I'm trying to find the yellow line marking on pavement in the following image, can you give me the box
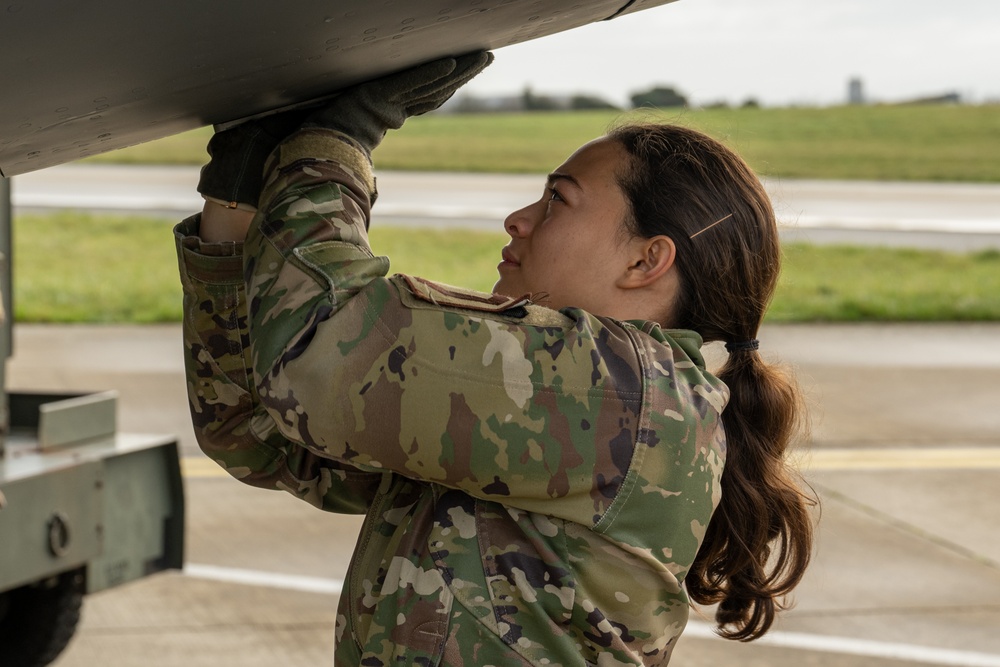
[794,447,1000,471]
[183,447,1000,478]
[181,457,229,478]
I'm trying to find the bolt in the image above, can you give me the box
[47,512,71,557]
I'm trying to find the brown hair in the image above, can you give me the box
[609,123,815,641]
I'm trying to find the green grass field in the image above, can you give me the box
[28,105,1000,323]
[12,213,1000,323]
[86,104,1000,182]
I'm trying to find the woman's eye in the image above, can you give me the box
[547,188,563,202]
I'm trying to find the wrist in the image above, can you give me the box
[201,195,258,213]
[199,198,255,242]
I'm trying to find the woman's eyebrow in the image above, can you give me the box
[547,172,582,190]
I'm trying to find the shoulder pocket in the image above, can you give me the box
[396,275,531,317]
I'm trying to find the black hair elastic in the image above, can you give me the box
[725,339,759,353]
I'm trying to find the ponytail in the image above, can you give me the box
[608,122,816,641]
[685,349,814,640]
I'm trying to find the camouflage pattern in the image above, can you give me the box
[175,128,730,666]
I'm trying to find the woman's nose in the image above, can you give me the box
[504,202,535,237]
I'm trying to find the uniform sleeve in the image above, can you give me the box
[245,128,694,527]
[175,214,382,514]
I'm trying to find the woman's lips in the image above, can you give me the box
[499,247,520,268]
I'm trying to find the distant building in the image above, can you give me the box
[848,77,865,105]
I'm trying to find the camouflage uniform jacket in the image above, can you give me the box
[175,129,729,667]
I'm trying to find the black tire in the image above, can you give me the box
[0,569,84,667]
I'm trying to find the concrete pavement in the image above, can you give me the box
[12,164,1000,250]
[7,158,1000,665]
[4,322,997,667]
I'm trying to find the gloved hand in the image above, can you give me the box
[197,107,315,209]
[304,51,493,155]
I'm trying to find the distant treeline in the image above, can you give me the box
[375,105,1000,182]
[86,104,1000,183]
[449,85,978,114]
[449,85,700,113]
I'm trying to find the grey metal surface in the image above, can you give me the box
[0,431,184,593]
[87,441,185,594]
[0,0,678,176]
[0,178,10,455]
[39,391,118,451]
[0,457,103,590]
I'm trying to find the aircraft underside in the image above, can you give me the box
[0,0,677,176]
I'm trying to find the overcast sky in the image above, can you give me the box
[461,0,1000,107]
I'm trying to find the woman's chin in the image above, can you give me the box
[492,276,518,298]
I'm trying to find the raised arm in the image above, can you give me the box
[176,216,384,513]
[175,93,388,513]
[175,54,494,514]
[242,54,727,529]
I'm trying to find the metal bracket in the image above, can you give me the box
[38,391,118,451]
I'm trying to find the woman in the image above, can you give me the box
[176,52,814,666]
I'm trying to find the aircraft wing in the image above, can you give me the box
[0,0,678,176]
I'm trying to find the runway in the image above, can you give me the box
[6,163,1000,665]
[10,163,1000,250]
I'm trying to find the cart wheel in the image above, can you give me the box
[0,569,84,667]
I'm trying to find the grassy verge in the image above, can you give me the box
[772,244,1000,321]
[14,212,182,323]
[12,213,1000,323]
[83,105,1000,182]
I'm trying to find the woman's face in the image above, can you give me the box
[493,137,636,313]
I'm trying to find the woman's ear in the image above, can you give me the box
[618,235,677,289]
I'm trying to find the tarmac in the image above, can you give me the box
[12,164,1000,251]
[7,167,1000,665]
[5,321,997,667]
